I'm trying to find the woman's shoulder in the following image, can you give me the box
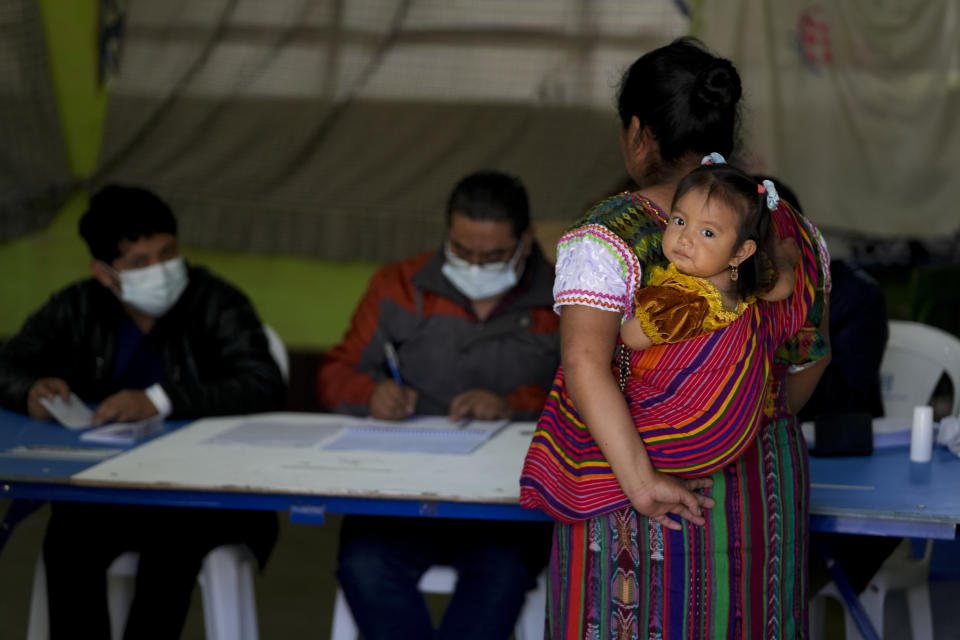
[569,192,667,234]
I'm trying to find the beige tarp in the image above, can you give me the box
[96,0,687,262]
[697,0,960,238]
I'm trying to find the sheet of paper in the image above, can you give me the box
[38,392,93,429]
[1,445,121,461]
[358,415,508,432]
[322,418,508,455]
[203,418,348,447]
[79,418,163,447]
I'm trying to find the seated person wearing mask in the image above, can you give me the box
[318,170,560,640]
[0,185,285,640]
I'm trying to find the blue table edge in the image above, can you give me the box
[2,479,955,539]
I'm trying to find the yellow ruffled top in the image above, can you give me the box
[633,262,750,345]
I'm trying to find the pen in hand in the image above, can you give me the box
[377,342,416,419]
[383,342,404,387]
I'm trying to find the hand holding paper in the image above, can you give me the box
[37,391,94,430]
[28,377,73,422]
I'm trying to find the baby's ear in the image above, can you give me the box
[731,238,757,266]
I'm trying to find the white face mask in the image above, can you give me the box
[108,256,189,317]
[441,239,526,300]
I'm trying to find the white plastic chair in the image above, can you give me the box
[26,325,289,639]
[262,324,289,383]
[811,320,960,639]
[878,320,960,420]
[27,544,259,640]
[329,565,547,640]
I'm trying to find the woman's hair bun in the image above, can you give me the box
[693,59,742,110]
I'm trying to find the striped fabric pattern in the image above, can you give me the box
[546,415,811,640]
[520,197,822,522]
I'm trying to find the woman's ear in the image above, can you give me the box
[730,239,757,266]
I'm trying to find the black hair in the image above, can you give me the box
[445,170,530,238]
[672,164,774,300]
[78,185,178,264]
[617,37,742,165]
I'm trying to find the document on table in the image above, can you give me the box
[322,417,509,455]
[204,417,349,447]
[79,418,164,446]
[0,445,121,461]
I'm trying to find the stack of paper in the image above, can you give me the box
[323,416,508,455]
[39,391,164,446]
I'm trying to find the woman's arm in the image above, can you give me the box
[786,302,832,414]
[561,305,714,529]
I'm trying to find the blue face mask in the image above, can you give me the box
[441,240,526,301]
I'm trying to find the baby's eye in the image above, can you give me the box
[672,216,684,226]
[701,229,715,238]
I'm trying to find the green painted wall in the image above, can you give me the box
[0,1,377,350]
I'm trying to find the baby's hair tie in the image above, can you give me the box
[701,152,726,166]
[761,179,779,210]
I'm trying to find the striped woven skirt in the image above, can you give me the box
[546,416,809,640]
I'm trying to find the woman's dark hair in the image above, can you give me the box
[79,184,178,264]
[617,37,742,164]
[672,164,774,300]
[445,170,530,238]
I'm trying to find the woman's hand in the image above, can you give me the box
[26,377,71,421]
[627,471,715,530]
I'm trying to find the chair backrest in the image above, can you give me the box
[880,320,960,419]
[263,324,289,383]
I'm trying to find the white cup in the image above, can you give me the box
[910,405,934,463]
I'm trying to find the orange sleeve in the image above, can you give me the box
[507,384,550,415]
[317,263,409,411]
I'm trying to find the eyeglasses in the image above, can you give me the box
[445,239,521,267]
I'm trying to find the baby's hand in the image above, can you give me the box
[773,236,800,270]
[620,318,653,351]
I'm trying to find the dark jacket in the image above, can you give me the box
[0,265,285,418]
[798,259,888,421]
[318,243,561,419]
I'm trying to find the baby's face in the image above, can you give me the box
[662,188,742,283]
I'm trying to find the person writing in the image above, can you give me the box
[519,38,829,639]
[318,170,559,640]
[0,185,284,640]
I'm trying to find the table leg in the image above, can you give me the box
[813,535,880,640]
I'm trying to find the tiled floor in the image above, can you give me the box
[2,499,959,639]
